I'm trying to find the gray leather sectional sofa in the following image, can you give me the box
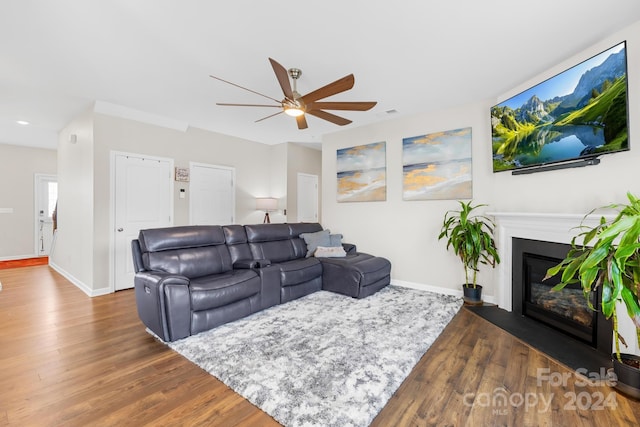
[131,222,391,342]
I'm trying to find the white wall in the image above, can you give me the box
[90,114,283,292]
[0,144,57,259]
[50,110,95,292]
[267,142,288,223]
[50,111,321,294]
[322,20,640,301]
[323,102,493,295]
[287,143,322,223]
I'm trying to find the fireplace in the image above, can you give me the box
[512,238,612,355]
[487,211,638,357]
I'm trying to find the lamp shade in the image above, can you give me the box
[256,197,278,211]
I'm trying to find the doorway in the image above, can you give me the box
[34,174,57,256]
[112,152,173,291]
[189,163,235,225]
[297,173,318,222]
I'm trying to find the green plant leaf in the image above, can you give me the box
[608,258,624,303]
[551,281,571,291]
[579,267,599,292]
[602,283,615,318]
[580,243,613,271]
[559,254,586,283]
[621,287,640,329]
[597,215,635,241]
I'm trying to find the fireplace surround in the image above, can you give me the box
[512,237,612,355]
[489,211,639,357]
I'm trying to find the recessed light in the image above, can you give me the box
[16,120,30,125]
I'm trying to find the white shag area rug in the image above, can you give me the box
[161,285,462,427]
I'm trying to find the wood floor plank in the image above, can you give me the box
[1,265,639,426]
[0,257,48,269]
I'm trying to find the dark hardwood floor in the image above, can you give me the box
[1,265,639,426]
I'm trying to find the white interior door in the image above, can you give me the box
[297,173,318,222]
[114,153,173,291]
[189,163,235,225]
[34,174,57,256]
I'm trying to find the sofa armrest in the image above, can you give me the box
[257,265,280,310]
[342,243,357,254]
[253,259,272,268]
[134,271,191,341]
[135,271,190,288]
[233,259,272,269]
[233,259,257,269]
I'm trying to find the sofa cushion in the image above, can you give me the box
[249,240,297,263]
[223,225,253,265]
[278,257,323,287]
[288,223,324,236]
[189,269,261,311]
[139,225,225,252]
[245,224,300,263]
[245,223,291,242]
[145,245,233,278]
[139,225,233,278]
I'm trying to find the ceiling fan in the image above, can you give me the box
[210,58,377,130]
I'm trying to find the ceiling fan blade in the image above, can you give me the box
[269,58,294,100]
[217,103,281,108]
[255,110,284,123]
[210,75,282,104]
[300,74,355,104]
[296,115,308,130]
[307,101,376,111]
[306,109,352,126]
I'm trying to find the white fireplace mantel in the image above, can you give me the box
[487,211,613,311]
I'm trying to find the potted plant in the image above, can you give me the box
[545,192,640,398]
[439,200,500,305]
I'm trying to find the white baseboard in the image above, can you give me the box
[48,261,111,298]
[391,279,497,305]
[0,254,39,261]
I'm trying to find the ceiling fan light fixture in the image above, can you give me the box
[284,106,305,117]
[283,98,305,117]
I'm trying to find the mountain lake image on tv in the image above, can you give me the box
[491,41,629,173]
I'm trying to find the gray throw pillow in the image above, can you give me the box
[300,230,331,257]
[329,234,343,247]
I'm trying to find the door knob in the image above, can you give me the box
[117,228,124,232]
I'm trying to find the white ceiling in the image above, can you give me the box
[2,1,640,150]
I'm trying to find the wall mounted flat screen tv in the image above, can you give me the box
[491,41,629,173]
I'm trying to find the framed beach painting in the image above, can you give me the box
[337,142,386,202]
[402,127,472,200]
